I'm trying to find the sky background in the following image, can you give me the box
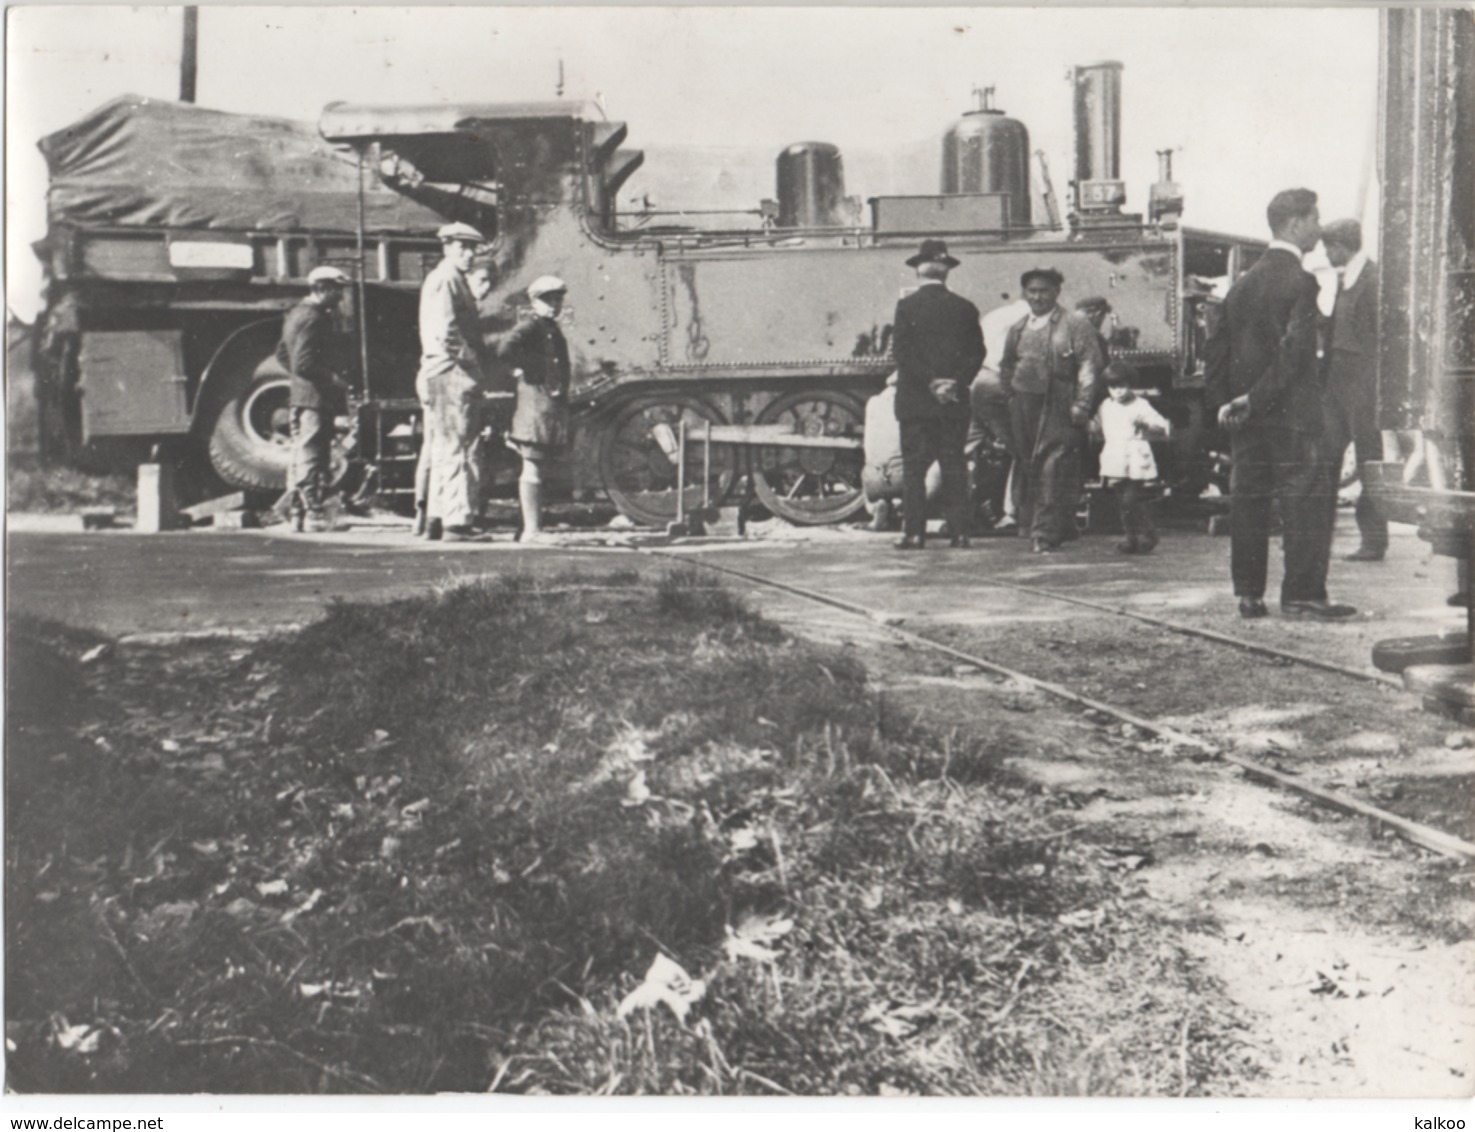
[6,6,1382,321]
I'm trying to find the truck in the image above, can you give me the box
[31,62,1269,526]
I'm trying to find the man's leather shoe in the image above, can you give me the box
[1032,537,1060,554]
[1238,598,1268,619]
[1344,546,1385,562]
[894,536,925,550]
[949,534,971,548]
[1281,599,1357,620]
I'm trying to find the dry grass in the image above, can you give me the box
[6,570,1260,1094]
[8,453,135,514]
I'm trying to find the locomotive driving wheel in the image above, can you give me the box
[596,393,737,527]
[751,389,867,525]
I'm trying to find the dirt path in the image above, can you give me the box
[681,566,1475,1096]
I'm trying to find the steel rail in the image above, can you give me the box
[647,551,1475,862]
[984,579,1403,688]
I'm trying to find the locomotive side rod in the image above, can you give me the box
[646,552,1475,863]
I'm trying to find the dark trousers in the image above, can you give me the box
[1009,390,1082,545]
[1323,359,1389,552]
[900,414,969,541]
[1114,479,1157,542]
[1230,425,1334,603]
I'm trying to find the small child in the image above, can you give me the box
[1094,362,1170,554]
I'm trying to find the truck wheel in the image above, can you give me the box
[203,349,345,492]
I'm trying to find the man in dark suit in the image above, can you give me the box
[892,239,985,549]
[1206,188,1355,620]
[1320,218,1387,561]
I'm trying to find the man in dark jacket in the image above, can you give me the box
[891,239,985,549]
[493,275,572,544]
[999,268,1104,552]
[1205,188,1354,620]
[1320,218,1387,561]
[276,265,351,531]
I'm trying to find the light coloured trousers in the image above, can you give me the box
[419,368,482,528]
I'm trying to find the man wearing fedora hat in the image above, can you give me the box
[277,265,352,532]
[414,222,492,541]
[999,267,1105,552]
[891,239,985,549]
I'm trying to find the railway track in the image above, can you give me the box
[645,548,1475,862]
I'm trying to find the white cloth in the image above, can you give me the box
[1096,395,1170,481]
[1341,250,1369,290]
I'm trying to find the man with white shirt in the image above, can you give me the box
[1205,188,1354,620]
[1320,218,1387,561]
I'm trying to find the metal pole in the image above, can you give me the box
[355,149,371,401]
[675,419,687,528]
[179,7,199,103]
[703,420,712,511]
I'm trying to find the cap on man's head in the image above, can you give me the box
[437,222,488,245]
[1075,295,1111,314]
[905,239,960,269]
[307,266,351,287]
[527,275,568,299]
[1320,218,1363,253]
[1021,267,1065,290]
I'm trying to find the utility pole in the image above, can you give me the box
[180,6,199,103]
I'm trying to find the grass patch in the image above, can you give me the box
[6,569,1258,1094]
[8,453,135,514]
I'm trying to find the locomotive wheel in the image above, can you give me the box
[203,336,347,493]
[596,393,737,526]
[751,389,867,525]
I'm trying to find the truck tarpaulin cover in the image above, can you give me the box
[39,95,446,233]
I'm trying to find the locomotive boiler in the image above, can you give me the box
[33,61,1267,526]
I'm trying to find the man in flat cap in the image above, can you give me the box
[890,239,985,549]
[1205,188,1353,619]
[277,265,352,532]
[999,267,1104,552]
[492,275,572,543]
[1320,218,1387,563]
[414,222,492,541]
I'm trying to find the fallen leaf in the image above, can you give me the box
[1057,907,1105,930]
[161,739,181,753]
[728,826,760,852]
[281,888,324,924]
[400,797,431,817]
[617,953,706,1022]
[191,840,220,856]
[80,644,113,665]
[621,770,652,807]
[256,879,289,898]
[53,1023,100,1054]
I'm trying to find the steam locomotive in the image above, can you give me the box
[35,60,1268,525]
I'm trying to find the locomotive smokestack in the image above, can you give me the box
[1070,61,1125,216]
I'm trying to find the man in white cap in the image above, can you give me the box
[276,265,352,532]
[414,222,491,540]
[492,275,571,542]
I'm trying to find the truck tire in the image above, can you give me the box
[201,337,349,493]
[205,355,295,491]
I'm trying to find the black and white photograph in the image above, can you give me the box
[5,2,1474,1108]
